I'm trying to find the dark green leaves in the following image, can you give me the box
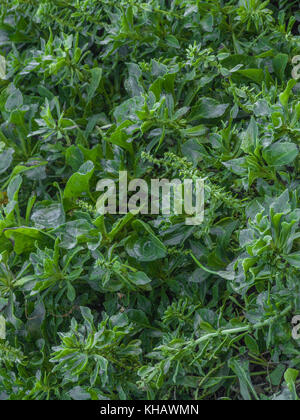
[0,0,299,403]
[51,307,141,389]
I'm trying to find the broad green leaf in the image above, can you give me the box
[113,96,144,125]
[127,309,151,327]
[180,125,207,137]
[165,35,180,49]
[31,202,65,229]
[182,138,205,166]
[245,335,259,355]
[66,281,76,302]
[105,121,134,155]
[235,69,264,83]
[273,54,288,81]
[241,117,258,153]
[190,98,229,120]
[5,87,23,111]
[87,68,102,103]
[7,174,22,201]
[0,149,14,174]
[269,364,286,387]
[4,227,51,254]
[64,161,94,199]
[279,79,297,108]
[65,146,84,171]
[263,142,298,167]
[284,369,299,400]
[126,234,167,262]
[108,212,136,241]
[127,271,152,287]
[285,253,300,268]
[223,158,247,176]
[270,189,291,215]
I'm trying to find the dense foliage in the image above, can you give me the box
[0,0,300,401]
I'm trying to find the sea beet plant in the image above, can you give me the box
[0,0,300,401]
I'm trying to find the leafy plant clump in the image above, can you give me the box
[0,0,300,401]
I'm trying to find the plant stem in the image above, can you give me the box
[191,305,293,348]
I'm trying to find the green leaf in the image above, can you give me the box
[223,158,247,176]
[0,149,14,175]
[5,87,23,111]
[108,212,136,241]
[270,189,291,215]
[0,0,299,403]
[114,96,144,125]
[241,117,258,153]
[125,222,167,262]
[200,13,214,32]
[279,79,297,108]
[263,142,298,167]
[127,271,152,287]
[165,35,180,49]
[31,202,65,229]
[4,227,51,254]
[235,69,264,83]
[64,161,94,200]
[65,146,84,171]
[126,234,167,262]
[285,253,300,268]
[105,122,134,155]
[190,98,229,120]
[245,335,259,355]
[284,369,299,400]
[273,54,288,81]
[269,364,286,387]
[180,125,207,137]
[66,282,76,302]
[182,138,205,166]
[7,174,22,201]
[127,309,150,327]
[229,359,259,401]
[87,68,102,104]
